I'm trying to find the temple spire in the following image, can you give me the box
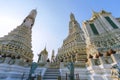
[0,9,37,62]
[22,9,37,29]
[69,12,82,35]
[70,13,76,21]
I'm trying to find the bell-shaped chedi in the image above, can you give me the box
[0,9,37,62]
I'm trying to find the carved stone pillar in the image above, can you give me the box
[14,58,20,65]
[4,56,11,64]
[24,60,30,67]
[14,57,24,66]
[75,53,78,62]
[88,59,95,66]
[71,55,73,62]
[111,54,120,63]
[4,55,11,64]
[9,55,15,65]
[99,57,104,64]
[0,57,5,63]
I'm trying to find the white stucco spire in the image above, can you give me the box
[28,9,37,20]
[22,9,37,29]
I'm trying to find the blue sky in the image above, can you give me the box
[0,0,120,61]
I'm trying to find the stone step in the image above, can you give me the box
[43,79,57,80]
[45,71,59,74]
[47,69,59,70]
[43,68,60,80]
[48,68,58,70]
[45,72,60,74]
[46,70,59,72]
[43,74,59,77]
[44,73,59,76]
[46,69,59,71]
[43,76,58,79]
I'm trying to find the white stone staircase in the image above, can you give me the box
[43,68,60,80]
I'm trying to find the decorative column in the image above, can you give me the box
[87,54,94,66]
[4,54,11,64]
[71,55,73,62]
[14,56,24,66]
[9,54,15,65]
[98,52,104,65]
[75,53,78,62]
[0,54,5,63]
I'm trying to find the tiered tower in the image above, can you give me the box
[82,10,120,57]
[0,9,37,64]
[56,13,87,67]
[81,10,120,80]
[37,47,48,64]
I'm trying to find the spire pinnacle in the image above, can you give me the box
[45,43,47,50]
[44,45,46,51]
[22,9,37,29]
[70,12,75,21]
[92,10,97,14]
[29,9,37,18]
[91,10,98,17]
[52,50,54,56]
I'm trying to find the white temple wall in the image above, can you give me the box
[0,63,46,80]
